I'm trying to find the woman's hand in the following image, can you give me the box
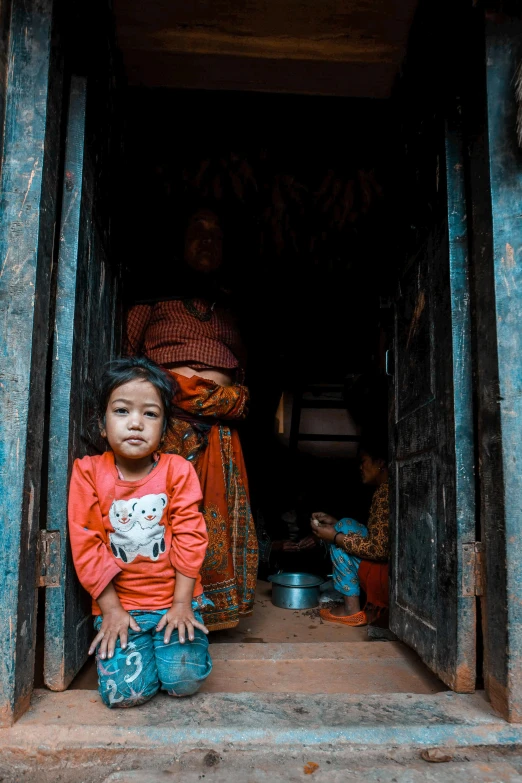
[272,536,318,552]
[310,512,339,544]
[271,539,294,552]
[311,512,338,527]
[156,600,209,644]
[89,607,141,659]
[311,523,338,543]
[296,535,317,550]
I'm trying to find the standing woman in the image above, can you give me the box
[125,206,258,631]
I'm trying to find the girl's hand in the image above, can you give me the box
[156,601,209,644]
[311,512,338,527]
[89,607,141,659]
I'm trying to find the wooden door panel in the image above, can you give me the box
[390,109,477,693]
[396,455,438,628]
[466,15,522,720]
[396,258,434,421]
[45,77,91,690]
[44,75,120,689]
[0,0,64,725]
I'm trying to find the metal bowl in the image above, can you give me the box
[268,572,325,610]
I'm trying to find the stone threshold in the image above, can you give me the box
[1,689,522,757]
[103,761,522,783]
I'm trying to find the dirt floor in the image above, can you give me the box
[211,579,369,644]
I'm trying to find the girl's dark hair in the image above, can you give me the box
[98,356,176,434]
[359,428,388,465]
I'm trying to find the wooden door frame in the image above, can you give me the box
[1,0,522,728]
[0,0,121,723]
[466,6,522,722]
[0,0,64,726]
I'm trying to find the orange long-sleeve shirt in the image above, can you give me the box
[68,452,208,615]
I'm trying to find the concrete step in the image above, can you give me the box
[102,761,522,783]
[3,689,522,781]
[2,689,522,759]
[202,641,444,694]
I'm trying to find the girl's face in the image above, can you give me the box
[102,379,164,462]
[360,451,385,486]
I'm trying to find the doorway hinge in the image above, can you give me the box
[462,542,484,597]
[37,530,61,587]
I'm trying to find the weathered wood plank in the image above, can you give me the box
[113,0,417,61]
[0,0,12,166]
[44,77,89,691]
[389,0,477,692]
[444,106,477,692]
[121,51,394,98]
[44,2,123,690]
[0,0,63,725]
[112,0,418,95]
[119,28,399,63]
[479,15,522,722]
[464,3,507,719]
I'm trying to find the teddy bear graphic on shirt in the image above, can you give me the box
[109,493,167,563]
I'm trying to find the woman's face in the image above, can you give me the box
[184,210,223,274]
[360,451,385,485]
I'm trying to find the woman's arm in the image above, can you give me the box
[310,485,389,561]
[341,484,389,561]
[168,459,208,590]
[173,373,249,420]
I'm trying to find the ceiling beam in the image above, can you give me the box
[116,27,399,64]
[122,51,393,97]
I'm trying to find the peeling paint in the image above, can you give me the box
[17,158,38,218]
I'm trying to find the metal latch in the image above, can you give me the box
[38,531,61,587]
[462,542,484,597]
[385,347,394,377]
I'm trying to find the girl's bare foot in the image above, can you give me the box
[329,596,361,617]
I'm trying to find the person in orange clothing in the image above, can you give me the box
[125,206,258,631]
[310,434,389,627]
[68,356,212,708]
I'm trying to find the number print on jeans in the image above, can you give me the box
[106,679,124,705]
[124,643,143,684]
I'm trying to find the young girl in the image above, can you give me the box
[68,356,212,708]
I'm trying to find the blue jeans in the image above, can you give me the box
[94,605,212,708]
[329,518,369,597]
